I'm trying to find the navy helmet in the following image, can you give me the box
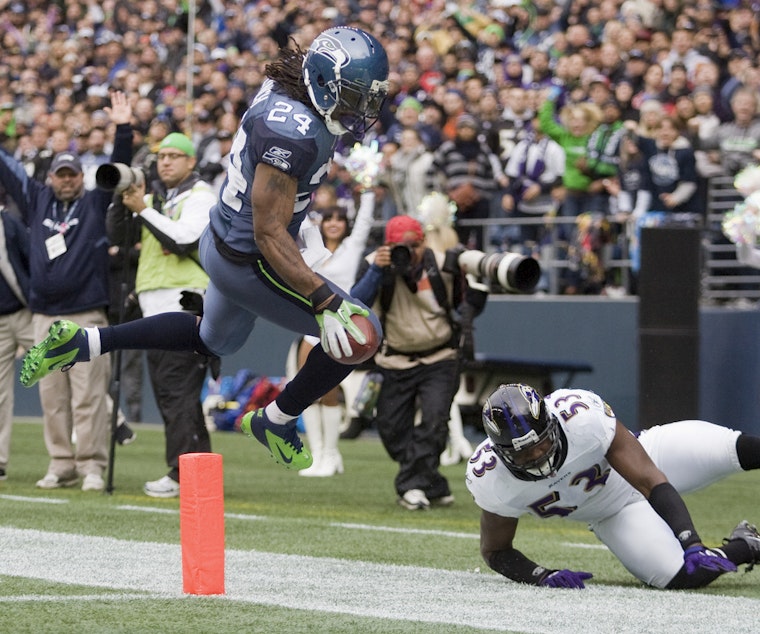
[303,27,389,139]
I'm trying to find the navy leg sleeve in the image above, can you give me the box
[99,312,212,356]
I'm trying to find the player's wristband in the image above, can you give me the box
[309,283,341,314]
[648,482,701,549]
[486,548,550,586]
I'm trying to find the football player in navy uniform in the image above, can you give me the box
[466,383,760,589]
[20,27,389,471]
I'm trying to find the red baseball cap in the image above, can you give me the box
[385,215,424,244]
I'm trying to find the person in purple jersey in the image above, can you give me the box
[20,27,390,472]
[467,383,760,589]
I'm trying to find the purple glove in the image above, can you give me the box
[539,569,593,589]
[683,546,737,574]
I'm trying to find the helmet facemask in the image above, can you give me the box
[491,416,563,480]
[331,78,388,139]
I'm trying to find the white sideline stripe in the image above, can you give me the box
[332,522,479,540]
[0,494,68,504]
[117,505,265,521]
[1,527,759,634]
[561,541,609,550]
[0,593,153,603]
[117,505,177,515]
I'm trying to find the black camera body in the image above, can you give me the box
[443,246,540,293]
[389,244,413,275]
[95,163,146,194]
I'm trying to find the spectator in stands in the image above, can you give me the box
[499,115,565,251]
[719,49,752,117]
[80,127,112,191]
[539,88,605,222]
[577,98,626,206]
[199,129,234,196]
[632,63,665,110]
[658,62,692,114]
[613,79,639,124]
[440,88,468,142]
[388,127,437,217]
[586,75,614,110]
[660,26,711,84]
[690,87,723,179]
[428,114,505,250]
[497,85,534,162]
[701,87,760,177]
[637,99,666,140]
[635,115,699,217]
[385,97,441,151]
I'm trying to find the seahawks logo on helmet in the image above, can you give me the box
[311,34,350,72]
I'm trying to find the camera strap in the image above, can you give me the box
[380,249,450,314]
[422,248,452,317]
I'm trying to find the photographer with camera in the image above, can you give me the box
[351,215,490,510]
[107,132,217,498]
[0,92,134,492]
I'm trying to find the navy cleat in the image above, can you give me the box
[240,408,313,470]
[20,320,90,387]
[724,520,760,572]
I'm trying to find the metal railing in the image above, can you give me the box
[702,176,760,303]
[373,179,760,301]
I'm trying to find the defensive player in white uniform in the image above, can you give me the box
[466,384,760,589]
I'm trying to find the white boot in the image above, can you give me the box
[310,404,344,477]
[298,405,324,477]
[440,402,473,466]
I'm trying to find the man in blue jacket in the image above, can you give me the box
[0,208,33,481]
[0,92,134,491]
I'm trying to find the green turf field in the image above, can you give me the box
[1,418,758,633]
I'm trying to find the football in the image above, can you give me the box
[330,314,380,365]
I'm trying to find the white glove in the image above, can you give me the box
[297,218,332,269]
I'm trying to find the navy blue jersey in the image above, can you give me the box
[0,124,132,315]
[210,79,338,256]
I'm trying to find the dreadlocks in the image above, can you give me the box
[265,40,312,109]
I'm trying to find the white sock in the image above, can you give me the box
[84,327,101,358]
[264,401,295,425]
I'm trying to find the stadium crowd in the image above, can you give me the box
[2,0,760,293]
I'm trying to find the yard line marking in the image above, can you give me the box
[332,522,479,539]
[117,505,177,514]
[561,542,609,550]
[0,593,154,603]
[0,494,68,504]
[2,526,760,633]
[224,512,265,521]
[117,505,265,521]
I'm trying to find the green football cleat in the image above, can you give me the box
[20,320,89,387]
[240,408,313,470]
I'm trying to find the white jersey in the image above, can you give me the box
[466,388,744,588]
[466,389,640,523]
